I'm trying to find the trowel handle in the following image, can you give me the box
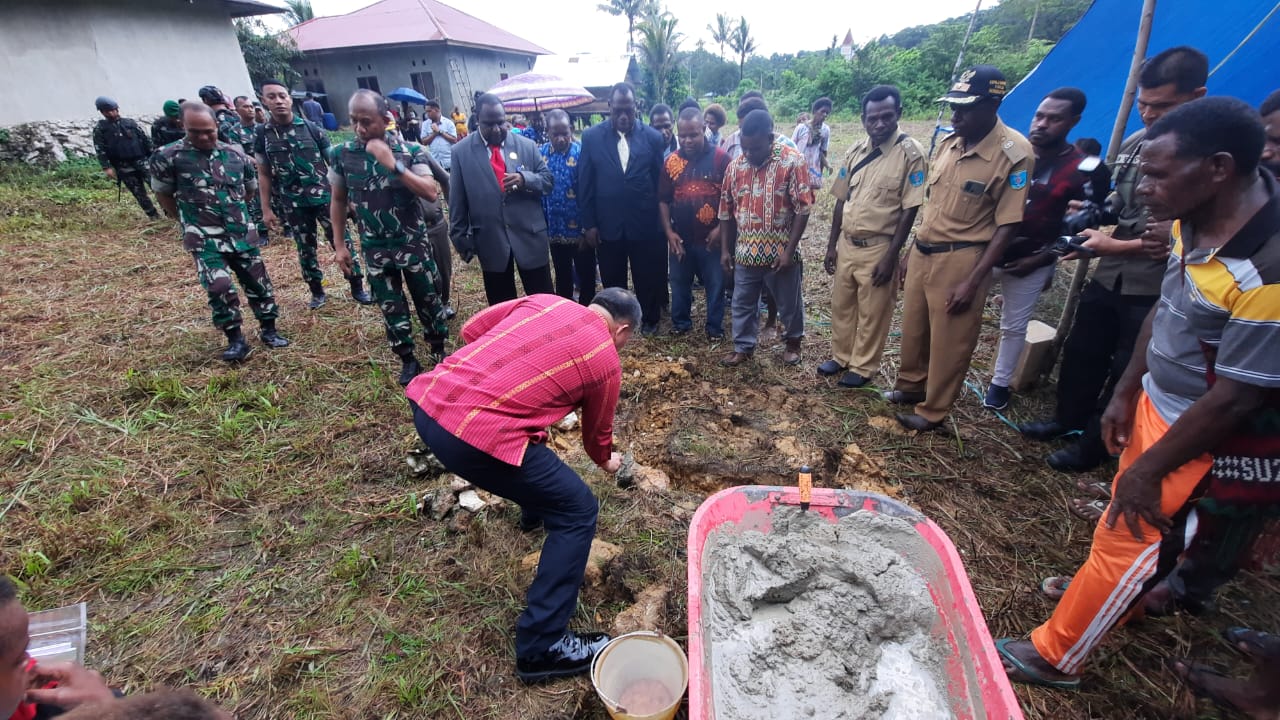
[798,465,813,508]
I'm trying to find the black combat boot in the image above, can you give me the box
[307,280,327,310]
[221,328,252,363]
[259,320,290,348]
[398,354,422,387]
[349,277,373,305]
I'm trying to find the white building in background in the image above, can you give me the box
[0,0,281,127]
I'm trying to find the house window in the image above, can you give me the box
[357,75,381,93]
[499,73,509,81]
[410,71,436,100]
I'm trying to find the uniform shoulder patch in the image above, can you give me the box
[909,170,925,187]
[901,137,924,161]
[1009,170,1028,190]
[1000,135,1030,164]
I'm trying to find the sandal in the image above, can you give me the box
[1224,627,1280,661]
[996,638,1081,690]
[1068,497,1107,523]
[1039,576,1072,601]
[1076,479,1112,499]
[1167,658,1253,716]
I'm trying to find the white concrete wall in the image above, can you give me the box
[0,0,256,126]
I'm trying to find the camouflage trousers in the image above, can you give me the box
[285,204,362,283]
[115,161,157,218]
[247,192,268,238]
[363,234,448,357]
[193,245,280,330]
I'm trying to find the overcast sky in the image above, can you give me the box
[285,0,989,57]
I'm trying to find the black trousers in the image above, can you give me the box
[550,242,597,305]
[482,252,553,306]
[1055,279,1159,452]
[597,235,666,328]
[413,404,598,658]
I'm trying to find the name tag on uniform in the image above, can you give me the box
[962,180,986,195]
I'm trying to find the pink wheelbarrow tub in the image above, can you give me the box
[686,485,1023,720]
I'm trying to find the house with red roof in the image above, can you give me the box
[286,0,550,124]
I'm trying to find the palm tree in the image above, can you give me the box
[597,0,654,53]
[637,8,683,105]
[283,0,314,25]
[707,13,732,61]
[729,17,757,85]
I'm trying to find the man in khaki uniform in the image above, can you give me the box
[821,85,926,388]
[887,65,1033,431]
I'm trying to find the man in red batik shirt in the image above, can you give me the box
[405,288,638,684]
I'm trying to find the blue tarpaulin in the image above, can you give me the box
[1002,0,1280,154]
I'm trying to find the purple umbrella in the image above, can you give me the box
[488,72,594,112]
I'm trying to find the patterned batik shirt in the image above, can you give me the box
[540,139,582,244]
[328,133,434,245]
[659,144,731,246]
[254,116,332,208]
[718,137,814,266]
[149,139,258,253]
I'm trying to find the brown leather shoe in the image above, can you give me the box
[720,350,753,367]
[781,338,802,365]
[895,413,944,432]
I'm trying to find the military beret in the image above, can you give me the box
[163,100,181,119]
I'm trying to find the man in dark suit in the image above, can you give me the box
[578,82,668,334]
[450,93,555,305]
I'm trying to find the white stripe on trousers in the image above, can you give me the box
[1058,541,1161,674]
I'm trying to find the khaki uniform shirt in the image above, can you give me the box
[1091,129,1166,296]
[918,119,1032,244]
[829,133,927,239]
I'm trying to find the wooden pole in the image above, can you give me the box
[1045,0,1156,372]
[929,0,984,158]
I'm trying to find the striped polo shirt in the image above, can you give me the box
[1144,171,1280,424]
[405,294,620,467]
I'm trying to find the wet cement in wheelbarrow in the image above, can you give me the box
[703,507,954,719]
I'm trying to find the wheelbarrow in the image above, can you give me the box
[686,485,1023,720]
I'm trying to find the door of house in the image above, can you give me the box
[410,72,436,101]
[357,76,381,94]
[304,79,329,112]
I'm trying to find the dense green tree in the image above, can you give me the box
[235,20,301,91]
[637,8,684,106]
[282,0,314,26]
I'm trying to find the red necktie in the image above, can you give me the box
[489,144,505,189]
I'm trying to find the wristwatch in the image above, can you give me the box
[393,159,407,175]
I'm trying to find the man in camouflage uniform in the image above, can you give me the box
[255,79,371,308]
[230,95,269,245]
[151,100,186,148]
[330,89,448,386]
[199,85,238,143]
[92,96,158,219]
[150,103,290,362]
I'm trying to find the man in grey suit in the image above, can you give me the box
[450,93,555,305]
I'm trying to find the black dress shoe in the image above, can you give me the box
[895,413,943,432]
[1020,419,1075,441]
[1047,443,1106,473]
[838,371,869,388]
[882,390,926,405]
[516,631,612,684]
[816,359,844,377]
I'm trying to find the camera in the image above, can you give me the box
[1048,234,1097,257]
[1062,199,1102,236]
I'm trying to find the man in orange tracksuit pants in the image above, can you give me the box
[996,97,1280,689]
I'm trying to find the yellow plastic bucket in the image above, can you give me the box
[590,631,688,720]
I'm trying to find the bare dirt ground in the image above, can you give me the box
[1,122,1276,719]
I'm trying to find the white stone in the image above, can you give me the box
[554,411,579,431]
[457,490,486,513]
